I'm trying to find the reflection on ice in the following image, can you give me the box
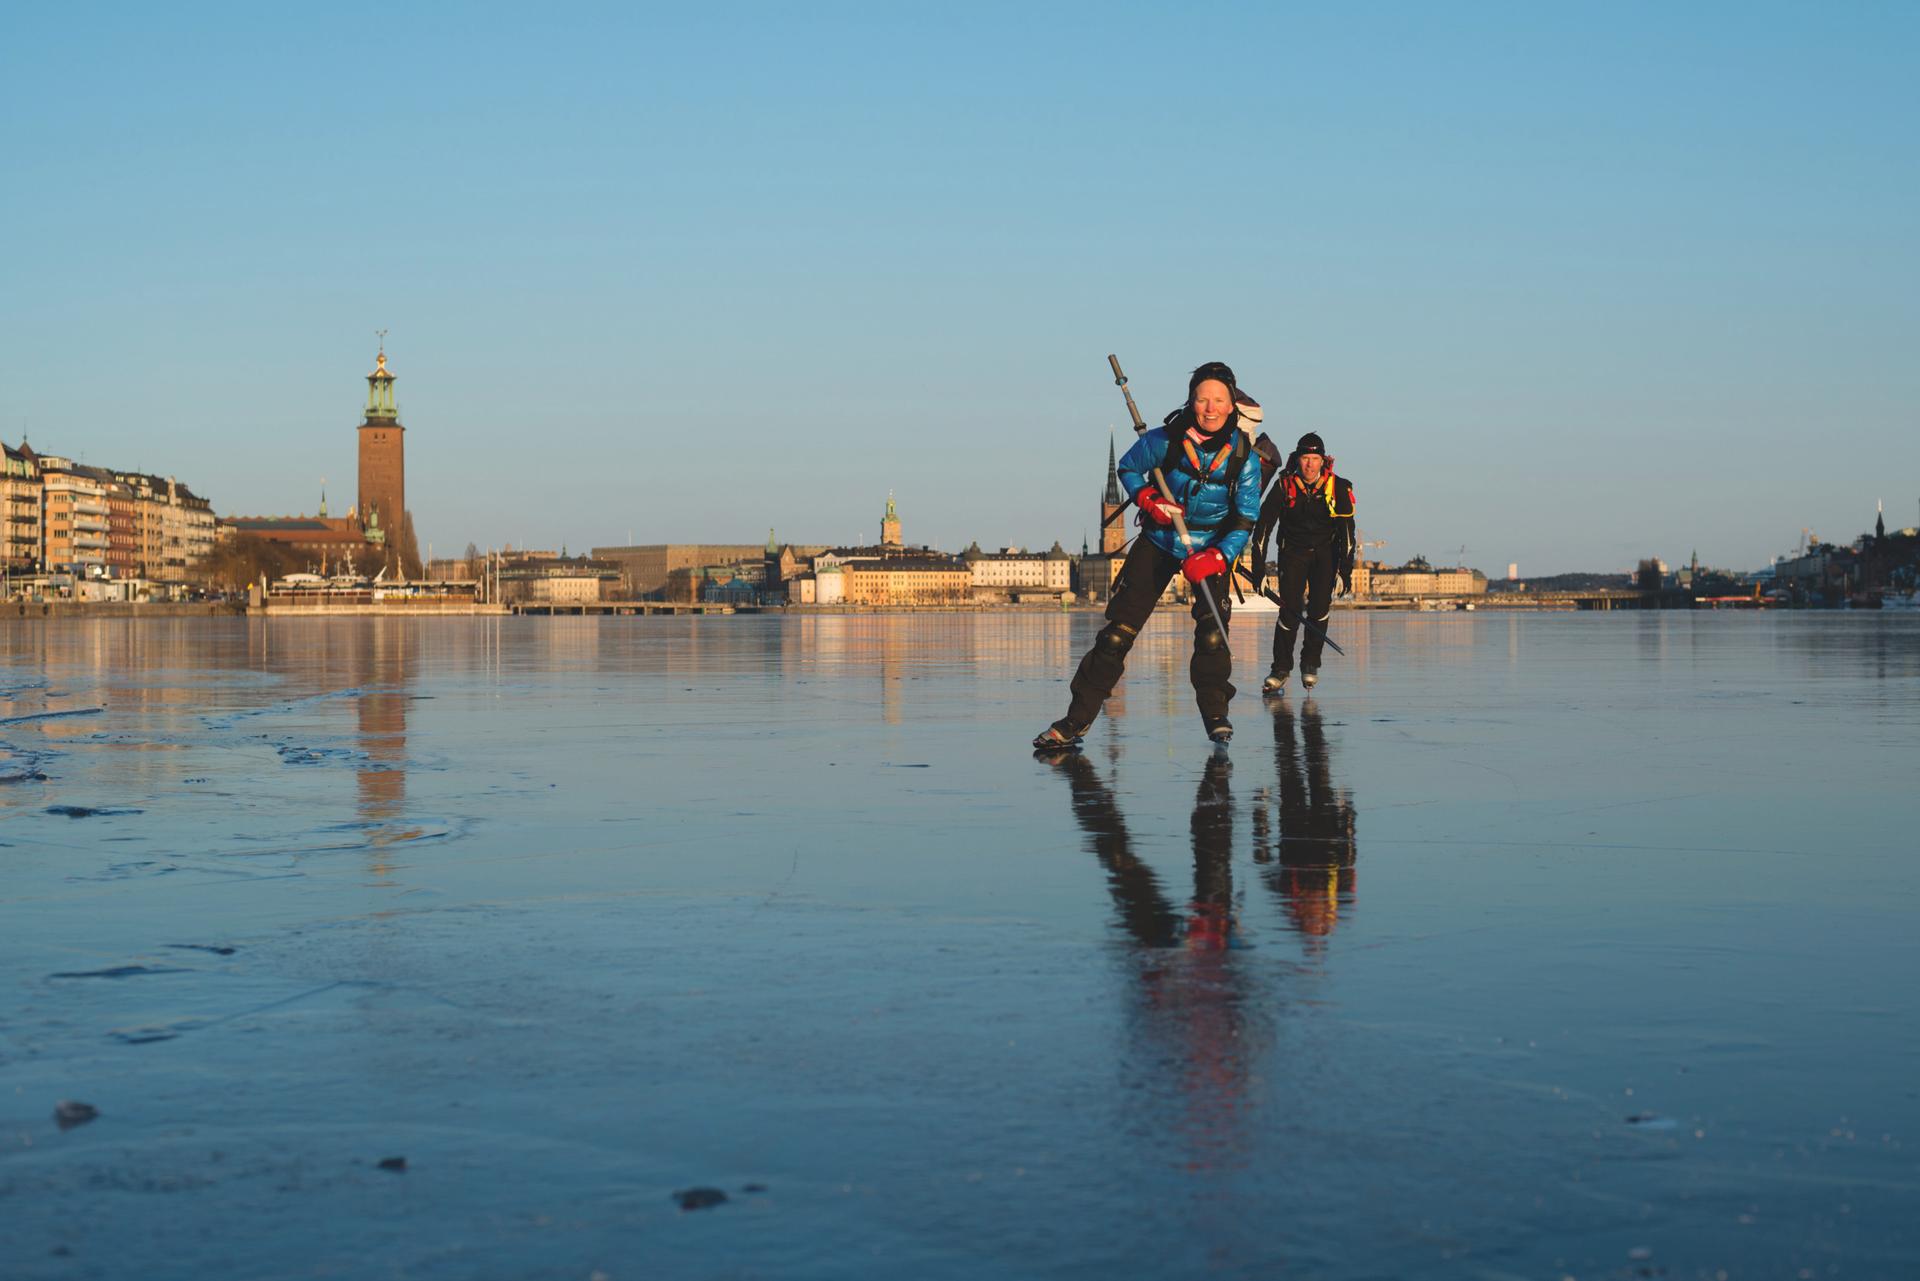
[1046,748,1264,1172]
[0,612,1916,1279]
[1256,699,1358,945]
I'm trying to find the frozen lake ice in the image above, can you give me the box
[2,611,1917,1279]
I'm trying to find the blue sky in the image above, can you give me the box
[3,2,1914,574]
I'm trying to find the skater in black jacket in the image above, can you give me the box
[1251,433,1355,693]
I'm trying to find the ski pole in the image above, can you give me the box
[1108,354,1229,640]
[1231,569,1347,657]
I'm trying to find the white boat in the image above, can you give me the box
[1230,589,1277,614]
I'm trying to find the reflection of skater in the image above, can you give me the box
[1046,749,1258,1167]
[1255,699,1357,943]
[1252,433,1355,693]
[1035,362,1262,749]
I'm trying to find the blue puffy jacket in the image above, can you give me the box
[1119,427,1263,564]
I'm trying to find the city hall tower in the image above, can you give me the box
[357,345,405,571]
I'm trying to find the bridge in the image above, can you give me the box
[510,601,765,616]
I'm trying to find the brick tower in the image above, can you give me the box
[357,345,406,574]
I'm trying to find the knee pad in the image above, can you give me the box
[1095,622,1138,656]
[1195,624,1227,652]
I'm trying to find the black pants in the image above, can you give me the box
[1064,537,1234,728]
[1270,544,1334,675]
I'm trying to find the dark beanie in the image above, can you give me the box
[1295,432,1326,456]
[1188,361,1238,402]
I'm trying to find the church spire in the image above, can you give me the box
[1102,432,1123,505]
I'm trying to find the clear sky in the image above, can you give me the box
[3,2,1914,575]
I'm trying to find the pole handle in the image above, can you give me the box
[1107,353,1149,432]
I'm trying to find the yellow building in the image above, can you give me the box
[1365,560,1487,598]
[118,472,215,582]
[500,556,623,605]
[841,556,972,606]
[37,456,110,576]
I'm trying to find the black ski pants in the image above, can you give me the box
[1065,536,1234,729]
[1270,544,1334,675]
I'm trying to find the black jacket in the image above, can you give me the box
[1252,464,1356,585]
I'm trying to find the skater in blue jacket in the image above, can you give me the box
[1035,362,1263,748]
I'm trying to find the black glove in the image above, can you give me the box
[1337,562,1354,597]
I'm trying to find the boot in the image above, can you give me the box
[1032,718,1087,751]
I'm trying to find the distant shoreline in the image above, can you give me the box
[0,596,1803,621]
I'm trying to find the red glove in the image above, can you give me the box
[1135,486,1184,526]
[1182,548,1226,583]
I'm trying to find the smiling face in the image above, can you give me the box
[1191,379,1234,433]
[1298,451,1325,483]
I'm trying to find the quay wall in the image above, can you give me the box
[3,601,243,620]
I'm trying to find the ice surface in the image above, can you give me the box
[2,612,1917,1278]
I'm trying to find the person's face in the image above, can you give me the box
[1298,452,1325,482]
[1191,380,1234,432]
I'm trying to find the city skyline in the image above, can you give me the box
[3,5,1915,576]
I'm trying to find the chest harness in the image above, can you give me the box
[1282,471,1353,519]
[1161,429,1255,534]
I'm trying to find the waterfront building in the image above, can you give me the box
[785,563,848,605]
[1366,559,1487,598]
[664,559,769,603]
[760,531,834,598]
[101,469,213,582]
[839,553,972,606]
[498,554,623,605]
[104,475,139,579]
[36,456,110,577]
[6,447,211,585]
[592,544,768,597]
[219,511,385,574]
[963,541,1073,601]
[810,499,972,605]
[2,443,41,575]
[1349,561,1374,598]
